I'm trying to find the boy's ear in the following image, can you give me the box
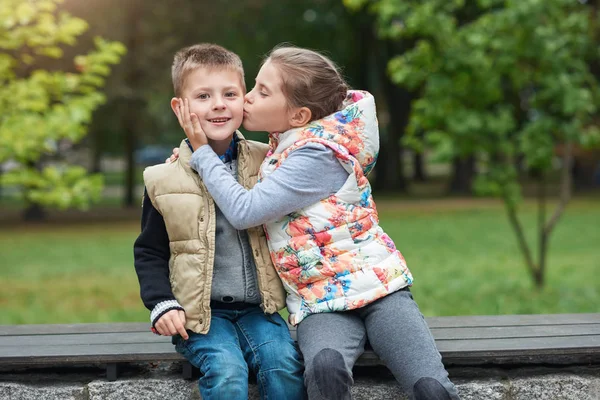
[170,97,180,116]
[289,107,312,128]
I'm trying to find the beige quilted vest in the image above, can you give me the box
[144,133,286,334]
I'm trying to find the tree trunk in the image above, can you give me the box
[123,110,137,207]
[90,124,102,174]
[571,156,599,191]
[413,151,426,182]
[122,0,144,207]
[374,40,410,192]
[22,161,46,221]
[536,173,547,288]
[22,203,47,221]
[448,156,476,194]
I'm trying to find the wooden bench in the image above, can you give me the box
[1,313,599,381]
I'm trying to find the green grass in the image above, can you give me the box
[0,199,598,325]
[0,222,147,325]
[377,198,600,316]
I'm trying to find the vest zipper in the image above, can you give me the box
[238,141,266,308]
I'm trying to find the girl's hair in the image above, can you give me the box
[265,45,349,122]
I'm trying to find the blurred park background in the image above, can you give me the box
[1,0,599,325]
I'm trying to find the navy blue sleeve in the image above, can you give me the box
[133,189,180,317]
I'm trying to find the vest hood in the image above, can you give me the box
[269,90,379,176]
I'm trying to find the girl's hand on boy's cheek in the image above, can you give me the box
[175,97,208,151]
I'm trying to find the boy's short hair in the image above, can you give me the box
[172,43,245,96]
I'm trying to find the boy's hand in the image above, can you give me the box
[175,97,208,151]
[154,309,189,340]
[165,147,179,163]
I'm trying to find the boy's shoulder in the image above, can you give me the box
[143,162,175,184]
[143,140,195,193]
[238,135,269,157]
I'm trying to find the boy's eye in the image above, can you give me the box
[225,92,237,98]
[198,93,209,100]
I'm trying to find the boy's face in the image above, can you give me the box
[243,60,292,134]
[174,67,244,143]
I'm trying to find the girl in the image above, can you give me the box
[174,45,460,400]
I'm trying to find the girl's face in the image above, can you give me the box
[243,60,293,133]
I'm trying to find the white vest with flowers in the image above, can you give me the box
[259,90,413,326]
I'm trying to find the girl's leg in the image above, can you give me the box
[173,310,248,400]
[297,311,366,400]
[236,308,306,400]
[360,288,460,400]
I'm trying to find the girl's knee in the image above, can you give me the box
[305,348,352,399]
[412,377,458,400]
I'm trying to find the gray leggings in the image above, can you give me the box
[297,288,460,400]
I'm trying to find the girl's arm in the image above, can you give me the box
[190,143,348,230]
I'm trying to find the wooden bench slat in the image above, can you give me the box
[0,343,183,363]
[3,335,597,357]
[425,313,600,328]
[0,332,165,346]
[430,324,600,340]
[2,335,599,367]
[1,314,599,370]
[0,323,149,336]
[2,314,598,336]
[2,324,598,347]
[435,335,600,352]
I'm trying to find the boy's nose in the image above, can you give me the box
[212,97,226,110]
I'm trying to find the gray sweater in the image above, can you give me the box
[211,159,260,304]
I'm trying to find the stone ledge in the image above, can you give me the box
[1,364,599,399]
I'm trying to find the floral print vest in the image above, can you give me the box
[259,91,413,325]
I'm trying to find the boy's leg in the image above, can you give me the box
[296,311,367,400]
[360,288,460,400]
[235,308,306,400]
[173,310,249,400]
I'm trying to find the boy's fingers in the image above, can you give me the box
[155,321,167,336]
[164,319,178,336]
[178,310,186,325]
[174,317,188,340]
[178,311,188,339]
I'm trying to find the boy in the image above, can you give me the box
[133,44,305,400]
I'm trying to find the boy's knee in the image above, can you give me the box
[306,348,352,400]
[413,377,453,400]
[255,338,302,370]
[202,352,248,378]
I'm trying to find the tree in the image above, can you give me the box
[0,0,125,216]
[346,0,600,287]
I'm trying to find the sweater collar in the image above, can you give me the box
[185,135,238,163]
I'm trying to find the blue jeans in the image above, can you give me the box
[174,306,305,400]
